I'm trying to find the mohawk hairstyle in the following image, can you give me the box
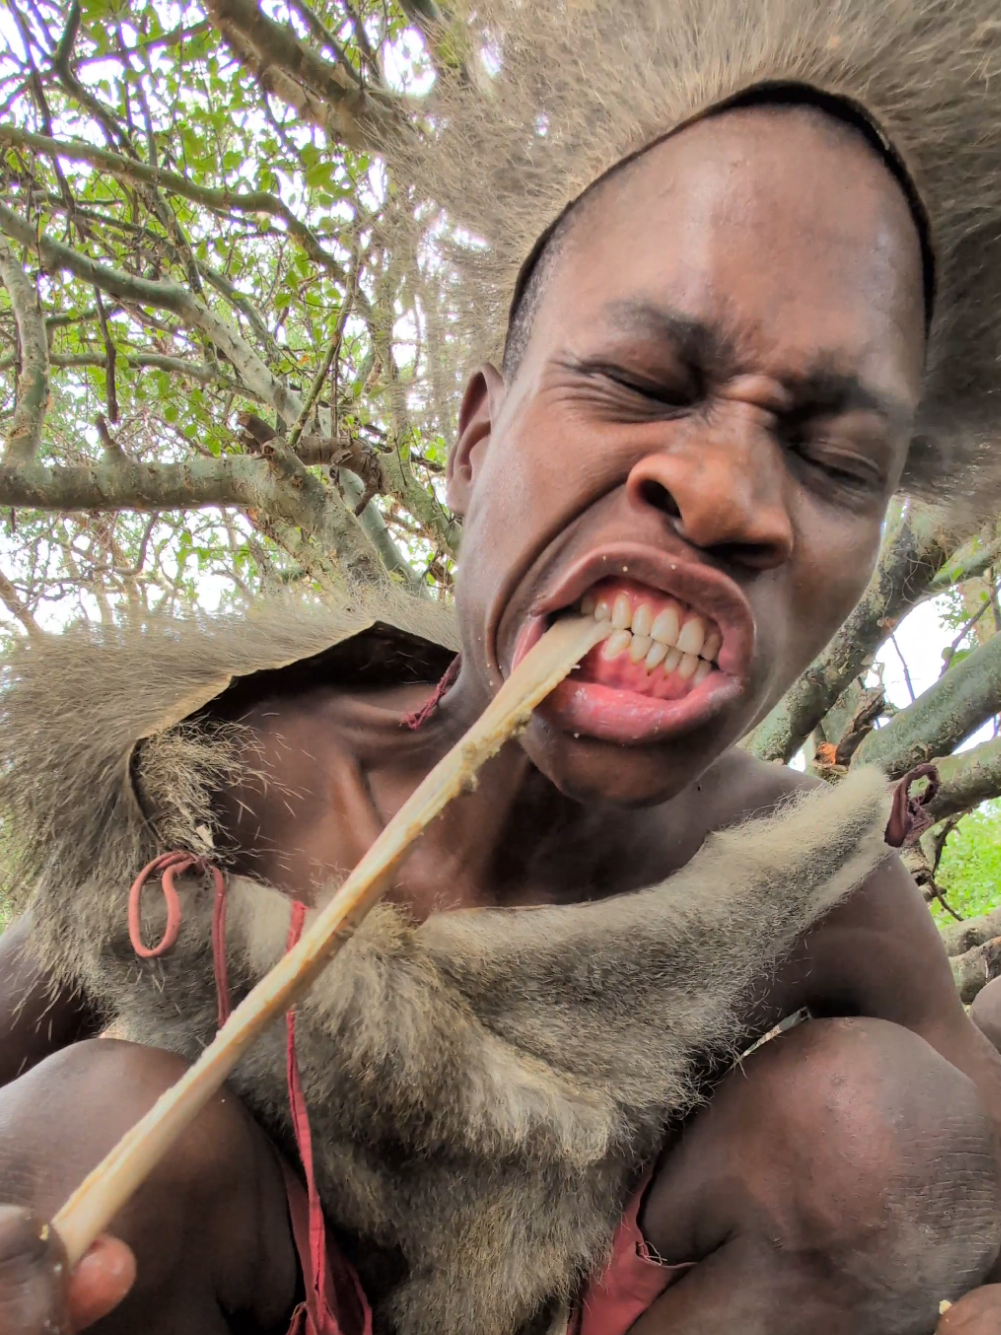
[389,0,1001,512]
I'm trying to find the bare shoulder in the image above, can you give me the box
[700,752,962,1036]
[698,746,819,832]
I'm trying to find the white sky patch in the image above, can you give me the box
[873,597,997,751]
[382,30,435,96]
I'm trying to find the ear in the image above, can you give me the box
[447,364,505,516]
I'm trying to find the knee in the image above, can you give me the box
[731,1018,1001,1291]
[0,1039,257,1219]
[971,978,1001,1054]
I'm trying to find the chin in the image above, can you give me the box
[518,715,734,808]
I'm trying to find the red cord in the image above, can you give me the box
[211,869,231,1028]
[129,851,199,958]
[129,851,230,1029]
[400,654,461,730]
[286,901,336,1334]
[128,860,365,1332]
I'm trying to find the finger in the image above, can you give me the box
[0,1205,70,1333]
[936,1284,1001,1332]
[67,1235,136,1332]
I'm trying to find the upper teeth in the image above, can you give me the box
[579,590,720,678]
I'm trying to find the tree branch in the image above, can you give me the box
[948,935,1001,1006]
[0,201,298,419]
[0,352,267,403]
[0,454,385,586]
[203,0,404,149]
[0,236,49,465]
[744,503,953,762]
[0,125,350,285]
[0,564,42,638]
[940,907,1001,960]
[852,631,1001,777]
[923,736,1001,822]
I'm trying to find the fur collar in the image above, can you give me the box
[106,767,891,1335]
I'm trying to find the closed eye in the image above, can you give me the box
[779,420,889,500]
[559,357,700,414]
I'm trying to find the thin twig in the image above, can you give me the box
[941,584,1000,676]
[287,256,361,449]
[0,235,49,465]
[889,632,916,704]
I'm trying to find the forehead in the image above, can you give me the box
[527,107,925,394]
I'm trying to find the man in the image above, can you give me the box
[2,16,1001,1335]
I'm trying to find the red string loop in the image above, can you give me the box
[128,851,197,959]
[128,851,230,1030]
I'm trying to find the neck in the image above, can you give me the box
[220,659,737,916]
[355,671,718,917]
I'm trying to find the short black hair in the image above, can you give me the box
[501,82,936,380]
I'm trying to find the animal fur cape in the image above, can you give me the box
[0,589,894,1335]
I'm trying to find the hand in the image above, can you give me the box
[0,1205,135,1333]
[938,1287,1001,1333]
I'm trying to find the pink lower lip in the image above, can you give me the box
[540,671,741,744]
[511,618,743,745]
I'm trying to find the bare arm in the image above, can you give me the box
[0,913,102,1085]
[775,854,1001,1118]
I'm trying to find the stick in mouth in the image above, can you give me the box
[51,614,611,1268]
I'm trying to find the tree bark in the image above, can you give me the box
[853,633,1001,777]
[744,504,954,762]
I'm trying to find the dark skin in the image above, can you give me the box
[2,104,1001,1333]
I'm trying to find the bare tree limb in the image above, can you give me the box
[0,352,267,402]
[0,453,385,585]
[923,736,1001,822]
[203,0,404,149]
[744,503,953,762]
[940,907,1001,959]
[0,563,42,637]
[852,631,1001,777]
[949,935,1001,1005]
[0,236,49,465]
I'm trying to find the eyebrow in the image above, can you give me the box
[598,298,913,426]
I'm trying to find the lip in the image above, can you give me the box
[508,543,756,746]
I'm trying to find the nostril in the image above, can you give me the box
[638,478,682,519]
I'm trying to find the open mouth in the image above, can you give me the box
[576,579,722,699]
[509,549,753,746]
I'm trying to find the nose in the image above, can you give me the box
[624,415,795,569]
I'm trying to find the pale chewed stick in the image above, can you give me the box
[53,614,609,1267]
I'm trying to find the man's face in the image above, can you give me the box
[448,105,926,804]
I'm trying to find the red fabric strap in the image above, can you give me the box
[285,901,372,1335]
[128,851,230,1031]
[400,655,461,730]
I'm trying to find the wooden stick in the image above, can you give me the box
[52,614,608,1267]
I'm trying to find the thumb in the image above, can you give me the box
[66,1234,136,1332]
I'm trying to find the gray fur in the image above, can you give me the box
[388,0,1001,515]
[0,596,891,1332]
[82,775,893,1335]
[0,588,458,986]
